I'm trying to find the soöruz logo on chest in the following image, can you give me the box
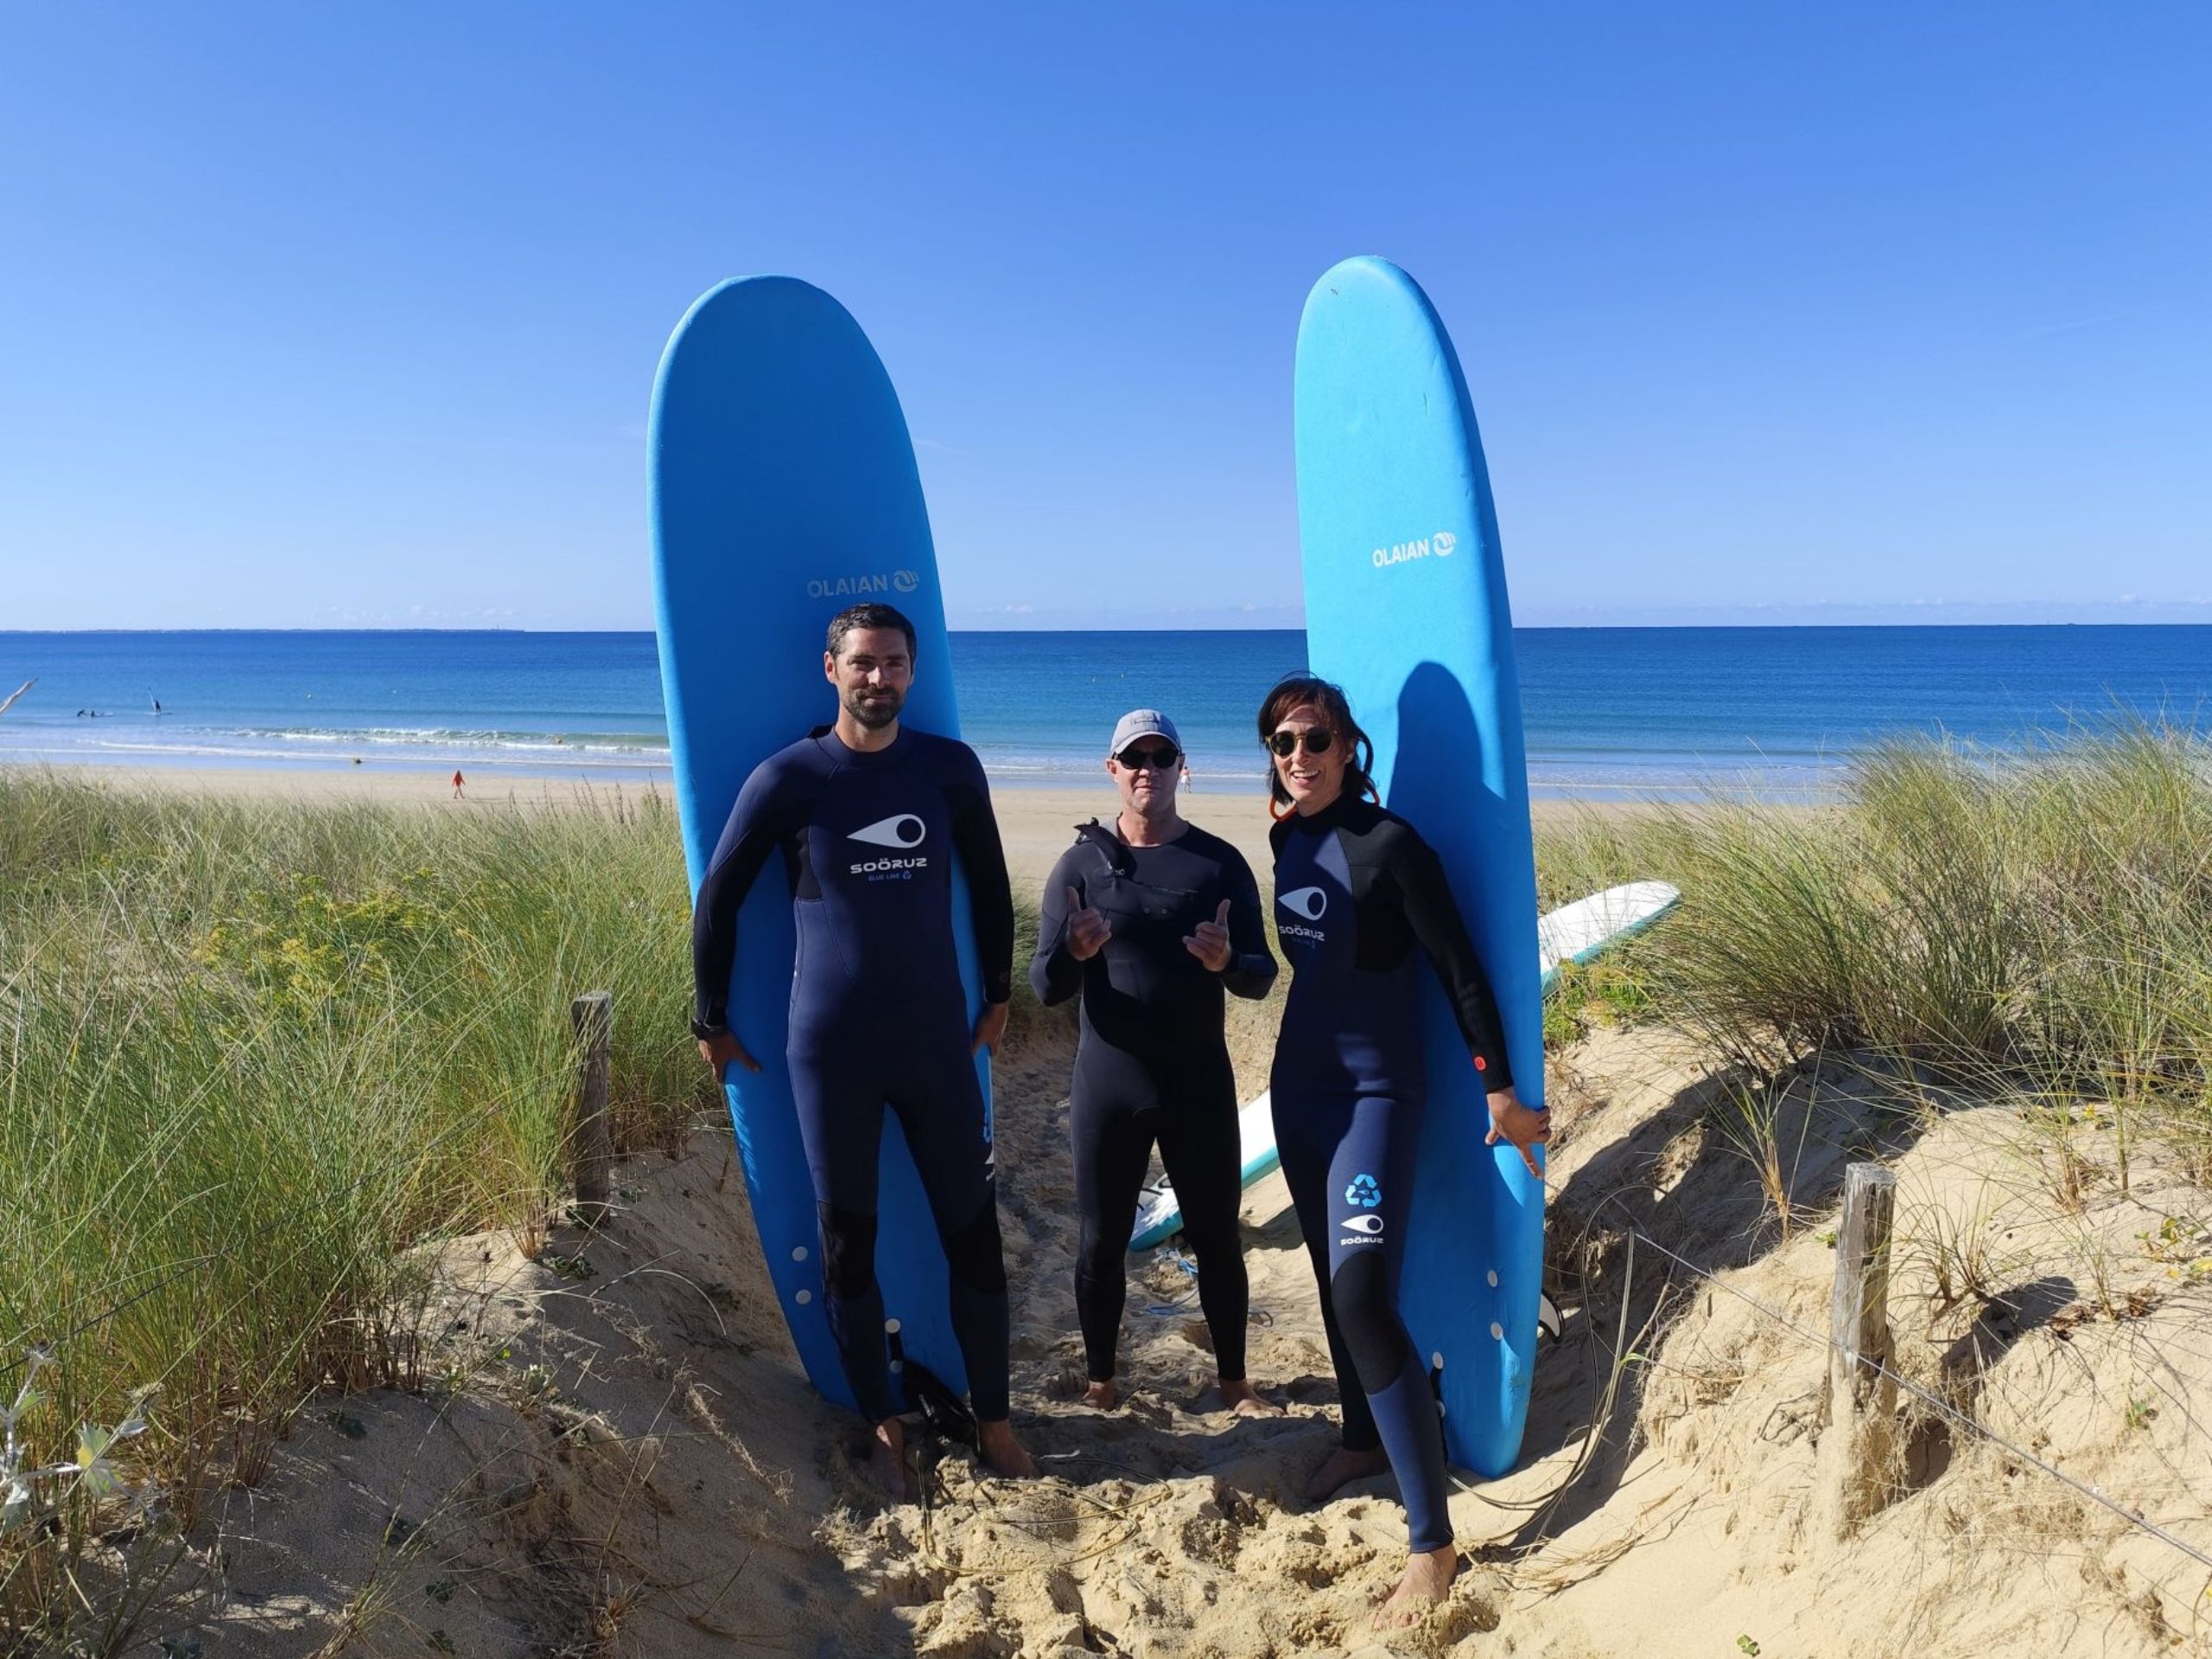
[1371,531,1456,569]
[849,814,929,879]
[1277,885,1327,942]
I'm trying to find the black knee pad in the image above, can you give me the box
[818,1205,880,1300]
[939,1201,1008,1296]
[1329,1249,1408,1391]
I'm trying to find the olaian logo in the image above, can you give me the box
[1371,530,1458,569]
[848,814,929,878]
[1279,887,1327,921]
[805,570,917,600]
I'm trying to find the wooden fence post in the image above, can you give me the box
[1816,1160,1898,1538]
[569,990,613,1226]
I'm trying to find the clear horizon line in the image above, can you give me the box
[10,614,2212,638]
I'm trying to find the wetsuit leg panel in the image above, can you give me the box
[1071,1080,1154,1382]
[1323,1094,1452,1556]
[788,1026,897,1424]
[885,1040,1012,1422]
[1152,1056,1249,1382]
[1271,1090,1380,1453]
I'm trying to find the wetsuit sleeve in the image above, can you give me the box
[690,761,797,1033]
[1029,842,1088,1007]
[1389,830,1515,1091]
[945,746,1016,1006]
[1218,847,1277,1001]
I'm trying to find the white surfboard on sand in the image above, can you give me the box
[1128,880,1681,1251]
[1539,880,1680,993]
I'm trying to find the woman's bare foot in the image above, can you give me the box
[1081,1377,1118,1411]
[866,1416,910,1502]
[1304,1445,1389,1502]
[976,1417,1037,1478]
[1220,1378,1284,1419]
[1373,1545,1458,1630]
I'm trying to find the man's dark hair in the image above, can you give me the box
[825,603,918,662]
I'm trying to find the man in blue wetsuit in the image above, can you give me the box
[690,602,1035,1498]
[1259,674,1549,1632]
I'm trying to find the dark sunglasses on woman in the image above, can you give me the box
[1267,728,1336,758]
[1116,743,1182,771]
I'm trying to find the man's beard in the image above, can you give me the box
[844,685,905,730]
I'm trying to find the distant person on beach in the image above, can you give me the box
[1031,709,1280,1417]
[690,601,1034,1498]
[451,769,465,798]
[1256,674,1548,1629]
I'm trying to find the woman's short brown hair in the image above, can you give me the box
[1255,675,1378,807]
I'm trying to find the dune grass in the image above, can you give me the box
[0,772,721,1641]
[1537,720,2212,1179]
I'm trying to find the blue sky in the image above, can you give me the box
[3,3,2206,631]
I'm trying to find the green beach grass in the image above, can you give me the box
[5,724,2211,1637]
[1540,720,2212,1177]
[0,773,719,1639]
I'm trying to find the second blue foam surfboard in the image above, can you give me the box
[1293,256,1545,1478]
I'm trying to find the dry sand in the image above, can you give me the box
[145,1015,2212,1657]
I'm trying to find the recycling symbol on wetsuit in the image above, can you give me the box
[1344,1173,1382,1207]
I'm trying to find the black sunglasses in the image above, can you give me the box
[1267,728,1336,758]
[1116,743,1182,771]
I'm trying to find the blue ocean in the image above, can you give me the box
[3,627,2210,800]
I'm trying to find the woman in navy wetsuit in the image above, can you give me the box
[1258,675,1549,1630]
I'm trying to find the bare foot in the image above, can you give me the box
[1373,1545,1458,1630]
[1081,1377,1118,1411]
[1220,1378,1284,1419]
[976,1417,1037,1479]
[1304,1445,1389,1503]
[866,1416,910,1502]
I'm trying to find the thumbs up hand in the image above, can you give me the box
[1064,887,1113,961]
[1185,898,1234,972]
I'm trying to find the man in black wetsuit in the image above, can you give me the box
[1260,675,1549,1632]
[690,602,1035,1497]
[1031,710,1281,1416]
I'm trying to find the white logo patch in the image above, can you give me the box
[805,573,896,599]
[849,814,927,849]
[1370,530,1460,569]
[1342,1213,1384,1236]
[1278,886,1328,921]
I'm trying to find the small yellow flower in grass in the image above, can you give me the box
[73,1423,124,1499]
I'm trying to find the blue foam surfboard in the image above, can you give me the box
[1294,256,1545,1478]
[650,276,990,1411]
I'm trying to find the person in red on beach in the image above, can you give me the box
[452,769,465,799]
